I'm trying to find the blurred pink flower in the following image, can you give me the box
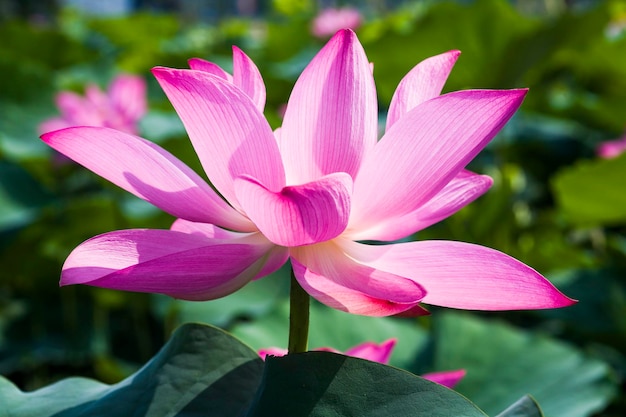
[312,7,362,38]
[39,74,147,136]
[42,30,574,315]
[259,339,465,389]
[597,135,626,158]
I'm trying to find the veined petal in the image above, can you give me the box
[290,242,427,316]
[171,218,289,279]
[341,240,576,310]
[41,126,254,231]
[108,74,147,122]
[188,58,233,82]
[422,370,466,388]
[280,29,377,184]
[350,89,526,234]
[61,229,274,301]
[232,46,266,111]
[347,170,492,241]
[152,67,285,209]
[234,172,352,247]
[386,50,460,131]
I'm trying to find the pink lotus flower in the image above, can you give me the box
[39,74,147,136]
[259,339,466,389]
[596,134,626,158]
[42,30,574,316]
[312,7,362,38]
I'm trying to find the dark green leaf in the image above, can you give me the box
[0,323,263,417]
[496,395,544,417]
[246,351,487,417]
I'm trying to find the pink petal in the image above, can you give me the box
[55,91,85,116]
[386,50,460,131]
[152,67,285,209]
[234,172,352,247]
[170,218,248,239]
[259,347,288,359]
[232,46,266,111]
[38,117,70,135]
[61,229,273,301]
[108,74,147,122]
[171,218,289,279]
[56,91,102,126]
[344,338,396,364]
[188,58,233,82]
[422,369,466,389]
[290,241,427,316]
[341,240,576,310]
[41,126,254,231]
[279,29,377,184]
[349,89,527,235]
[597,136,626,158]
[85,85,108,109]
[347,170,493,241]
[311,7,362,38]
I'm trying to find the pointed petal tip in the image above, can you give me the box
[187,57,202,66]
[553,293,578,308]
[40,126,71,142]
[394,304,431,317]
[443,49,461,61]
[150,66,166,75]
[511,87,529,101]
[331,28,358,43]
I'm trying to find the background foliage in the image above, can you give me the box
[0,0,624,415]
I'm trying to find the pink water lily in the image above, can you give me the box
[39,74,147,136]
[597,134,626,158]
[42,29,574,316]
[259,339,465,388]
[312,7,362,38]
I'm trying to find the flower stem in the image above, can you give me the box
[288,268,310,354]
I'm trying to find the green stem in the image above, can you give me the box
[288,268,310,354]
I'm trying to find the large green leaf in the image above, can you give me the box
[246,351,488,417]
[433,313,616,417]
[0,323,264,417]
[552,152,626,225]
[495,396,544,417]
[0,321,540,417]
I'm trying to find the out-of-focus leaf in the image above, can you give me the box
[433,313,616,417]
[541,268,626,348]
[154,265,290,329]
[0,99,56,160]
[138,110,186,143]
[364,0,538,105]
[495,395,544,417]
[247,351,488,417]
[552,153,626,225]
[0,323,264,417]
[0,161,53,232]
[0,21,97,101]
